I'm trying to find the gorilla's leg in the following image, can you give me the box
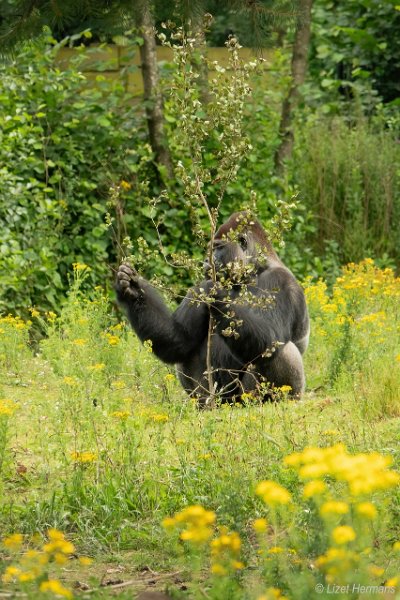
[177,336,246,406]
[295,330,310,355]
[263,342,305,396]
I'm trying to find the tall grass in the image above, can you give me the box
[294,119,400,267]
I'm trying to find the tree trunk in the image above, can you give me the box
[274,0,313,175]
[136,1,173,178]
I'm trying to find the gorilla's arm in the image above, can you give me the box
[116,264,210,364]
[212,267,309,364]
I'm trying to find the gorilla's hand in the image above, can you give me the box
[116,263,143,301]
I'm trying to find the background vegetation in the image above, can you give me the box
[0,0,399,317]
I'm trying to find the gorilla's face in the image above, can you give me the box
[213,234,248,269]
[204,213,271,282]
[204,230,262,282]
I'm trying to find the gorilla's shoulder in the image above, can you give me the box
[259,264,299,290]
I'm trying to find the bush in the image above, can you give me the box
[0,36,147,316]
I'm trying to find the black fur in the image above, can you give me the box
[115,212,310,404]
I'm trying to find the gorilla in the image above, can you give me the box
[115,212,309,405]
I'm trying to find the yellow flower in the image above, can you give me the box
[257,588,288,600]
[356,502,377,519]
[164,505,216,545]
[43,529,75,555]
[210,528,242,573]
[151,413,169,423]
[211,563,227,576]
[368,565,385,577]
[0,399,17,416]
[29,308,40,318]
[73,262,90,272]
[54,552,68,565]
[315,547,359,572]
[3,533,23,550]
[231,560,244,570]
[180,527,213,543]
[334,316,347,325]
[87,363,106,371]
[393,541,400,552]
[106,334,120,346]
[320,501,349,517]
[111,380,125,389]
[386,577,399,587]
[256,480,292,506]
[332,526,356,545]
[110,410,130,420]
[18,570,36,582]
[252,518,268,533]
[175,505,216,526]
[70,451,97,464]
[358,311,386,324]
[120,180,132,191]
[47,529,65,541]
[303,480,326,498]
[2,566,21,583]
[298,462,330,479]
[268,546,284,554]
[285,444,400,495]
[40,579,73,599]
[164,373,175,382]
[321,303,338,313]
[162,517,177,529]
[210,530,241,556]
[62,376,77,386]
[43,539,75,554]
[23,549,49,565]
[78,556,93,566]
[278,385,292,394]
[144,339,153,352]
[284,447,325,468]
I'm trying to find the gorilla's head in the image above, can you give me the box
[206,212,278,281]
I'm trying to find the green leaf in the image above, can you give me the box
[97,117,111,127]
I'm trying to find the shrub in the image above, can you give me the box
[0,36,147,316]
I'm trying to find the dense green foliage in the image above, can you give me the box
[0,39,149,315]
[310,0,400,106]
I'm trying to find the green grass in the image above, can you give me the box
[0,261,399,599]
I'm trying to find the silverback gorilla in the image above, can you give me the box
[115,212,310,405]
